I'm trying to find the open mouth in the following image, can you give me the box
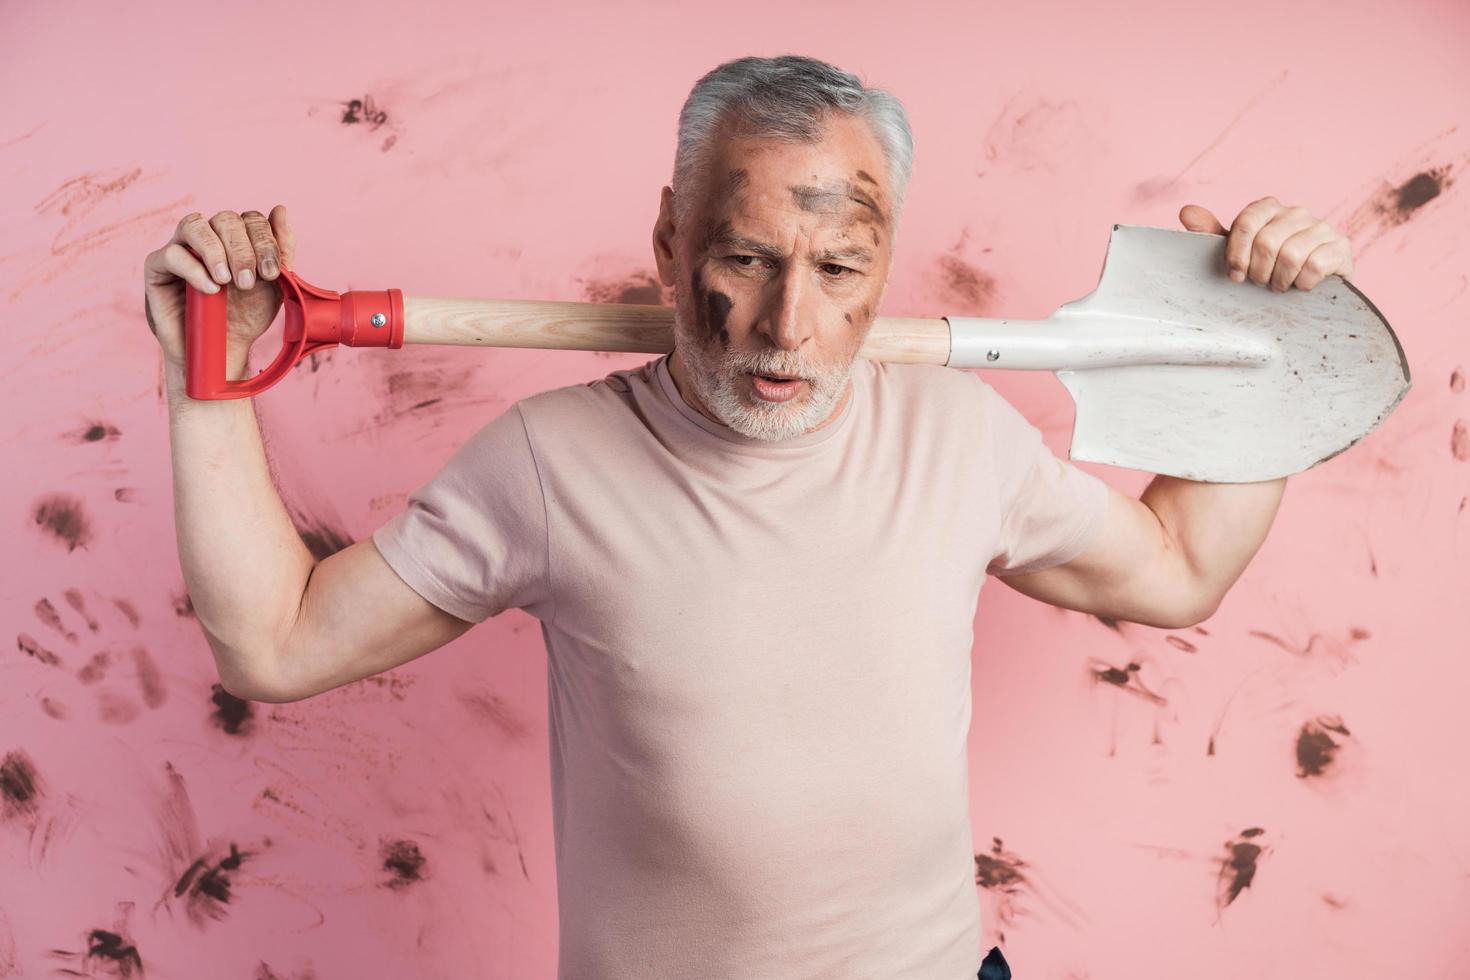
[748,372,806,401]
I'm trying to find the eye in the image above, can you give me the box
[820,263,853,278]
[730,255,766,269]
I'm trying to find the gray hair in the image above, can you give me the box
[671,55,914,246]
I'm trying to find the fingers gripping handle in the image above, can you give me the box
[183,253,403,400]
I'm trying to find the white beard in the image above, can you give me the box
[671,318,857,441]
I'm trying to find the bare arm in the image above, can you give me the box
[1002,194,1339,626]
[164,354,316,697]
[995,475,1286,629]
[165,352,477,701]
[264,535,477,702]
[153,206,476,701]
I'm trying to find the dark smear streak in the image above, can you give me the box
[583,271,667,307]
[383,838,428,888]
[936,253,998,313]
[296,520,353,562]
[113,597,141,628]
[63,588,99,632]
[1296,715,1351,778]
[36,598,78,643]
[0,751,41,815]
[17,633,63,667]
[174,841,249,906]
[210,684,254,735]
[341,95,388,127]
[1216,827,1267,912]
[1088,659,1167,705]
[33,493,94,552]
[86,929,144,976]
[76,651,110,685]
[1396,170,1445,215]
[78,422,122,443]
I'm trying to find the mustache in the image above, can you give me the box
[726,355,820,381]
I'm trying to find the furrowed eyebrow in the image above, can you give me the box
[712,230,873,265]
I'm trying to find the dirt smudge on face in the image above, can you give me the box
[690,264,731,349]
[788,179,884,225]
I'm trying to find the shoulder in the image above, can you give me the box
[869,358,984,394]
[865,359,989,421]
[514,356,655,438]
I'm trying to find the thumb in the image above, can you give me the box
[1179,204,1227,234]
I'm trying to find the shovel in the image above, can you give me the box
[182,223,1410,483]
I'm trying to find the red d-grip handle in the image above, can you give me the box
[183,250,403,399]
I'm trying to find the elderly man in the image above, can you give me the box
[148,53,1353,980]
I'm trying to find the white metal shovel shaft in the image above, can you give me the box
[943,313,1278,370]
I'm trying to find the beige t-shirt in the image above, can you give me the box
[371,352,1110,979]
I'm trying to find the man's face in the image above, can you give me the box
[653,112,896,440]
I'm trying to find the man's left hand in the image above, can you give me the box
[1178,197,1354,292]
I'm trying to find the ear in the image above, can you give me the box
[653,186,678,287]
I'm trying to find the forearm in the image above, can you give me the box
[1140,474,1288,617]
[164,353,314,695]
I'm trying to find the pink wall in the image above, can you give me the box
[3,0,1467,976]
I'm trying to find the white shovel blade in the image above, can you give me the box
[1056,225,1410,482]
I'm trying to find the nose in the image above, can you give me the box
[753,264,818,353]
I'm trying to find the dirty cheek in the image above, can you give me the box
[690,264,731,349]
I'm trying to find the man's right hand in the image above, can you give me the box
[143,206,297,369]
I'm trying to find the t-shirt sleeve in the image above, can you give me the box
[978,378,1112,577]
[370,402,550,624]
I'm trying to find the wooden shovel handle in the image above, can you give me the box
[402,295,949,363]
[184,262,951,399]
